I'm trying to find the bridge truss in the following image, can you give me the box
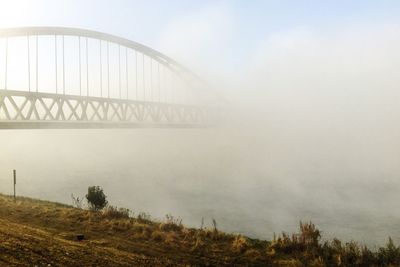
[0,27,216,129]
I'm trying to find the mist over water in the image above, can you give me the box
[0,117,400,247]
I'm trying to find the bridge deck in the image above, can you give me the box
[0,90,209,129]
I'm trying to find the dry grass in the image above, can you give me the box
[232,235,249,253]
[0,193,265,266]
[0,193,399,266]
[101,205,131,220]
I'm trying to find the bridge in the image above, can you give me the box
[0,27,217,129]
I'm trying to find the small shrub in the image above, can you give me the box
[232,235,249,253]
[191,236,205,251]
[159,214,183,232]
[86,186,108,211]
[71,194,84,209]
[102,205,130,219]
[378,237,400,265]
[164,232,179,246]
[166,214,182,225]
[212,218,218,232]
[299,221,321,247]
[274,259,303,267]
[151,231,165,242]
[269,221,322,259]
[309,257,325,267]
[132,224,152,239]
[110,220,132,232]
[244,249,262,261]
[137,212,151,223]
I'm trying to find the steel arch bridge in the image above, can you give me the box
[0,27,217,129]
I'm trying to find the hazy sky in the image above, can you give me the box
[1,0,400,72]
[1,1,400,110]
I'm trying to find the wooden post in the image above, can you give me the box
[13,169,16,201]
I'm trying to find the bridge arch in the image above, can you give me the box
[0,27,215,128]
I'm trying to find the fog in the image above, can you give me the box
[1,10,400,246]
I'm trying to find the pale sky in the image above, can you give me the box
[1,0,400,73]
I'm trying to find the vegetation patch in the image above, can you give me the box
[0,192,399,266]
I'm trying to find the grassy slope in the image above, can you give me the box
[1,194,399,267]
[0,194,269,267]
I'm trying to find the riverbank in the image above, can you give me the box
[0,193,398,266]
